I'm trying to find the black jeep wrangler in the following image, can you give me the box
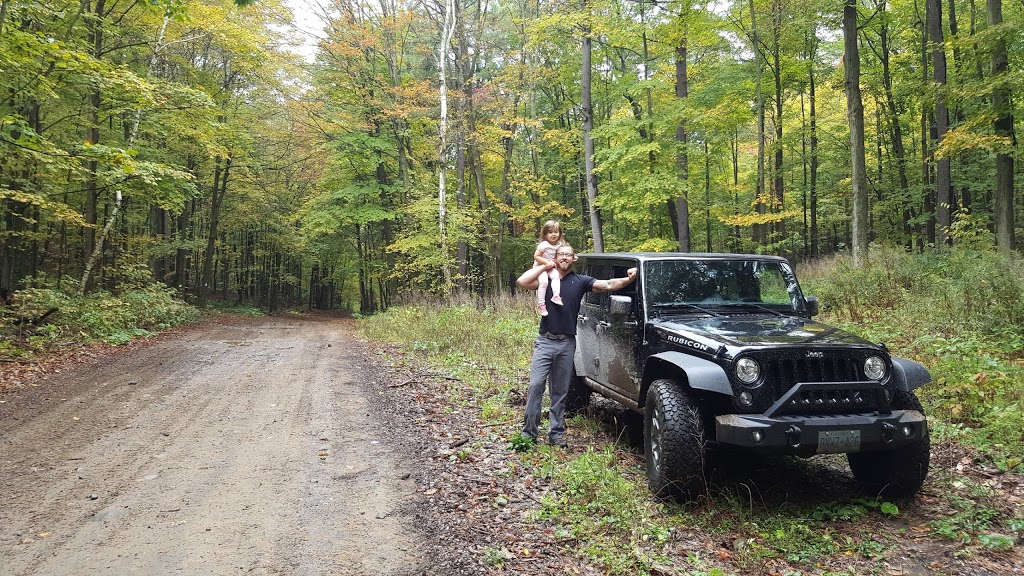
[569,252,931,500]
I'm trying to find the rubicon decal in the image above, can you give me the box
[665,334,714,353]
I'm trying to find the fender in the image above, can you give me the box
[647,351,733,396]
[891,357,932,392]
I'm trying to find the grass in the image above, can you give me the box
[358,247,1024,574]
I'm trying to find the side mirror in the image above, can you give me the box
[609,295,632,318]
[804,295,820,317]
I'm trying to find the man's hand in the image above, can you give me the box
[593,267,638,293]
[517,264,546,290]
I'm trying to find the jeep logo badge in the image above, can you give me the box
[806,351,825,358]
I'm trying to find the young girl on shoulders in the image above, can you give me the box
[531,220,565,316]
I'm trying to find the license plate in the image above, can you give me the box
[817,430,861,454]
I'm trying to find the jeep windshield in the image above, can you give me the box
[644,259,804,314]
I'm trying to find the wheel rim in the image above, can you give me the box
[650,404,662,473]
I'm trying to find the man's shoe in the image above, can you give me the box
[549,438,568,449]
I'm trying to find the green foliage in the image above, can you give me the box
[360,299,537,398]
[809,498,898,522]
[536,446,671,574]
[509,433,537,452]
[480,545,514,567]
[802,246,1024,459]
[0,284,199,352]
[978,533,1016,552]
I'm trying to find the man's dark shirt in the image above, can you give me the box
[538,271,595,336]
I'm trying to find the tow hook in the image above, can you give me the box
[786,424,801,448]
[881,422,896,445]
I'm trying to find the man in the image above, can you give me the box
[516,244,637,448]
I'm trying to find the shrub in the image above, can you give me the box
[1,284,199,352]
[802,245,1024,459]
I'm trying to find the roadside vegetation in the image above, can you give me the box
[801,245,1024,468]
[0,283,199,357]
[360,246,1023,575]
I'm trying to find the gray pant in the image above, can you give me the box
[523,335,576,442]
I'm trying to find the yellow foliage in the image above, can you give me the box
[720,209,801,228]
[935,127,1014,159]
[0,188,88,227]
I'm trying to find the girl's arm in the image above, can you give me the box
[533,245,553,268]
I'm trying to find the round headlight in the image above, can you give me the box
[864,356,887,380]
[735,358,760,385]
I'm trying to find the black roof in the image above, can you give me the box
[575,252,790,264]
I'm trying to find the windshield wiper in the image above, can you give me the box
[651,302,722,316]
[713,302,785,316]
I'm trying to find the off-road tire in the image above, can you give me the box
[644,379,707,501]
[565,374,592,417]
[847,390,930,497]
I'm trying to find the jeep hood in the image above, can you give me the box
[651,315,876,348]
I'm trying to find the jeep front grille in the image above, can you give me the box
[759,355,888,415]
[765,356,862,385]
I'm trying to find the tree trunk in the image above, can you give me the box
[928,0,952,244]
[808,47,820,258]
[875,10,913,246]
[801,92,808,256]
[199,158,229,308]
[453,0,469,291]
[772,0,785,244]
[748,0,767,246]
[704,140,712,252]
[920,14,935,246]
[83,0,106,272]
[0,0,9,36]
[988,0,1014,251]
[674,38,690,252]
[844,0,869,266]
[582,0,603,252]
[436,0,456,289]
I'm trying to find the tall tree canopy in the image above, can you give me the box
[2,0,1021,310]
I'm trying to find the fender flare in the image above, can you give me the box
[647,351,733,396]
[891,357,931,392]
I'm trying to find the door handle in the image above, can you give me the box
[597,321,611,328]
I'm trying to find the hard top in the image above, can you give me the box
[575,252,791,264]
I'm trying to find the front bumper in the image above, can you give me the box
[715,410,927,455]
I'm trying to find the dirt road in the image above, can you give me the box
[0,315,424,576]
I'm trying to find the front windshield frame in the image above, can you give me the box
[643,259,806,314]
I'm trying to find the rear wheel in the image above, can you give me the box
[644,379,708,501]
[565,374,591,417]
[847,390,930,497]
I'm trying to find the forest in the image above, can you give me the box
[0,0,1020,312]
